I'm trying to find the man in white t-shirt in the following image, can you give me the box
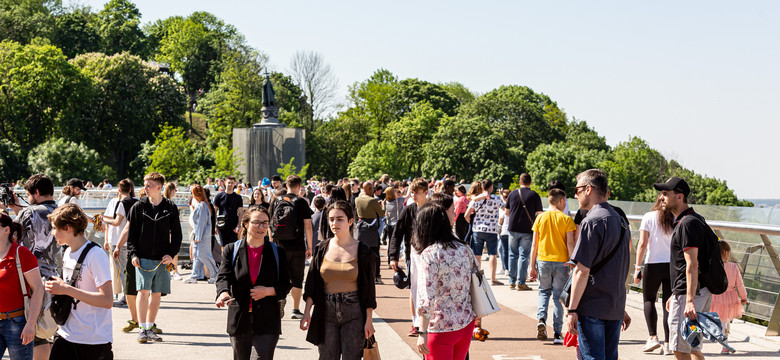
[101,179,112,190]
[45,204,113,358]
[102,179,136,306]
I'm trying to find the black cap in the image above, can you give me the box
[393,268,410,289]
[67,178,87,190]
[653,177,690,197]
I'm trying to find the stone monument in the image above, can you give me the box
[233,73,306,185]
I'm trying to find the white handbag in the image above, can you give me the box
[470,253,500,318]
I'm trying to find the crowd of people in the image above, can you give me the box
[0,168,749,360]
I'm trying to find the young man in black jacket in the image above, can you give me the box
[127,172,182,343]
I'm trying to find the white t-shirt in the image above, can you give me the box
[57,242,112,344]
[103,198,128,246]
[102,183,112,190]
[57,196,80,208]
[499,208,510,236]
[639,210,673,264]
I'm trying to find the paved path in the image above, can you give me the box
[5,245,779,360]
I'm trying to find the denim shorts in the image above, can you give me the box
[471,231,498,256]
[135,258,171,294]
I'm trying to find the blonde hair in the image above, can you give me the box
[144,172,166,186]
[163,182,176,200]
[467,181,483,200]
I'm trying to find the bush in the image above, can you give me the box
[28,138,112,185]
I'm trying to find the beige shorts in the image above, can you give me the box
[668,287,712,353]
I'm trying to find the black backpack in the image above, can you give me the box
[686,213,728,295]
[271,195,299,241]
[50,242,98,325]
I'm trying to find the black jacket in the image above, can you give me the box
[126,196,182,260]
[388,203,418,262]
[216,239,292,336]
[303,239,377,345]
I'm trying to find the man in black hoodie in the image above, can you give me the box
[127,172,182,344]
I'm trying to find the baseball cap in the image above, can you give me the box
[393,268,410,289]
[67,178,87,190]
[653,177,690,197]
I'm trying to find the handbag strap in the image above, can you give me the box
[589,213,627,276]
[16,246,30,300]
[517,189,535,224]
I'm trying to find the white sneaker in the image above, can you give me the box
[662,343,671,355]
[171,272,182,281]
[642,338,661,352]
[182,277,198,284]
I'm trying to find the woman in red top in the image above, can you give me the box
[0,211,44,360]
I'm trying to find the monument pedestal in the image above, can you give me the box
[233,125,306,185]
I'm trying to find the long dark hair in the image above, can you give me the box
[0,211,22,244]
[412,203,460,253]
[652,194,674,234]
[325,200,355,236]
[320,187,349,241]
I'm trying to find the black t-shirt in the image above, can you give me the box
[670,207,716,295]
[214,192,243,228]
[270,194,313,251]
[505,188,542,233]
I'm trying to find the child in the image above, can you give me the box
[710,241,747,354]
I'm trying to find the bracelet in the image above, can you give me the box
[418,331,427,335]
[567,309,577,313]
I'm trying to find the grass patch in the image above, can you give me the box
[185,111,208,143]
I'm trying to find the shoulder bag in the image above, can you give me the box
[16,246,57,339]
[470,249,500,317]
[560,215,627,307]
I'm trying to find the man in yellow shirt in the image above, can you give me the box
[529,188,576,344]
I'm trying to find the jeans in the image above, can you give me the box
[498,235,509,271]
[318,292,364,360]
[508,231,533,285]
[577,316,621,360]
[191,232,219,280]
[0,315,32,360]
[536,261,569,333]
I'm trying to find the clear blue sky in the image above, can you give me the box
[75,0,780,199]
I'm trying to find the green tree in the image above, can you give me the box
[384,102,448,176]
[0,0,57,45]
[347,140,405,180]
[598,136,667,201]
[28,138,113,185]
[210,146,243,180]
[0,40,89,152]
[146,125,197,181]
[95,0,148,57]
[666,160,753,207]
[564,119,610,152]
[276,157,309,180]
[395,78,460,117]
[307,110,372,180]
[0,139,28,181]
[69,52,187,177]
[421,116,514,184]
[526,142,607,193]
[200,49,267,148]
[347,69,399,138]
[51,6,101,58]
[440,81,476,106]
[271,71,309,128]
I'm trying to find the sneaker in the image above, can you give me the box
[642,338,662,352]
[553,332,563,345]
[150,323,163,334]
[408,326,420,337]
[113,298,127,307]
[721,347,730,354]
[183,277,198,284]
[279,299,286,318]
[171,272,182,281]
[536,320,548,340]
[291,309,304,320]
[137,329,149,343]
[375,278,384,285]
[517,284,532,291]
[491,280,504,286]
[207,278,217,285]
[146,329,163,342]
[662,343,671,355]
[122,320,139,333]
[509,284,516,290]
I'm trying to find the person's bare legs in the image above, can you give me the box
[137,290,150,325]
[147,293,162,323]
[127,294,138,322]
[489,255,498,281]
[291,287,302,309]
[673,351,704,360]
[33,344,51,360]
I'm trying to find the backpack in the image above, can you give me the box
[686,213,728,295]
[231,239,280,280]
[271,195,299,241]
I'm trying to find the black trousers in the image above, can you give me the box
[230,332,279,360]
[50,335,113,360]
[642,262,672,343]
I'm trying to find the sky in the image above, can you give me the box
[74,0,780,199]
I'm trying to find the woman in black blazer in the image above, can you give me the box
[216,206,291,360]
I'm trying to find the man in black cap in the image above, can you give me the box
[655,177,716,359]
[58,178,87,208]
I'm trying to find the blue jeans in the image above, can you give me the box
[577,316,621,360]
[0,315,33,360]
[498,235,509,271]
[191,234,219,280]
[508,231,532,285]
[536,261,569,333]
[471,232,498,256]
